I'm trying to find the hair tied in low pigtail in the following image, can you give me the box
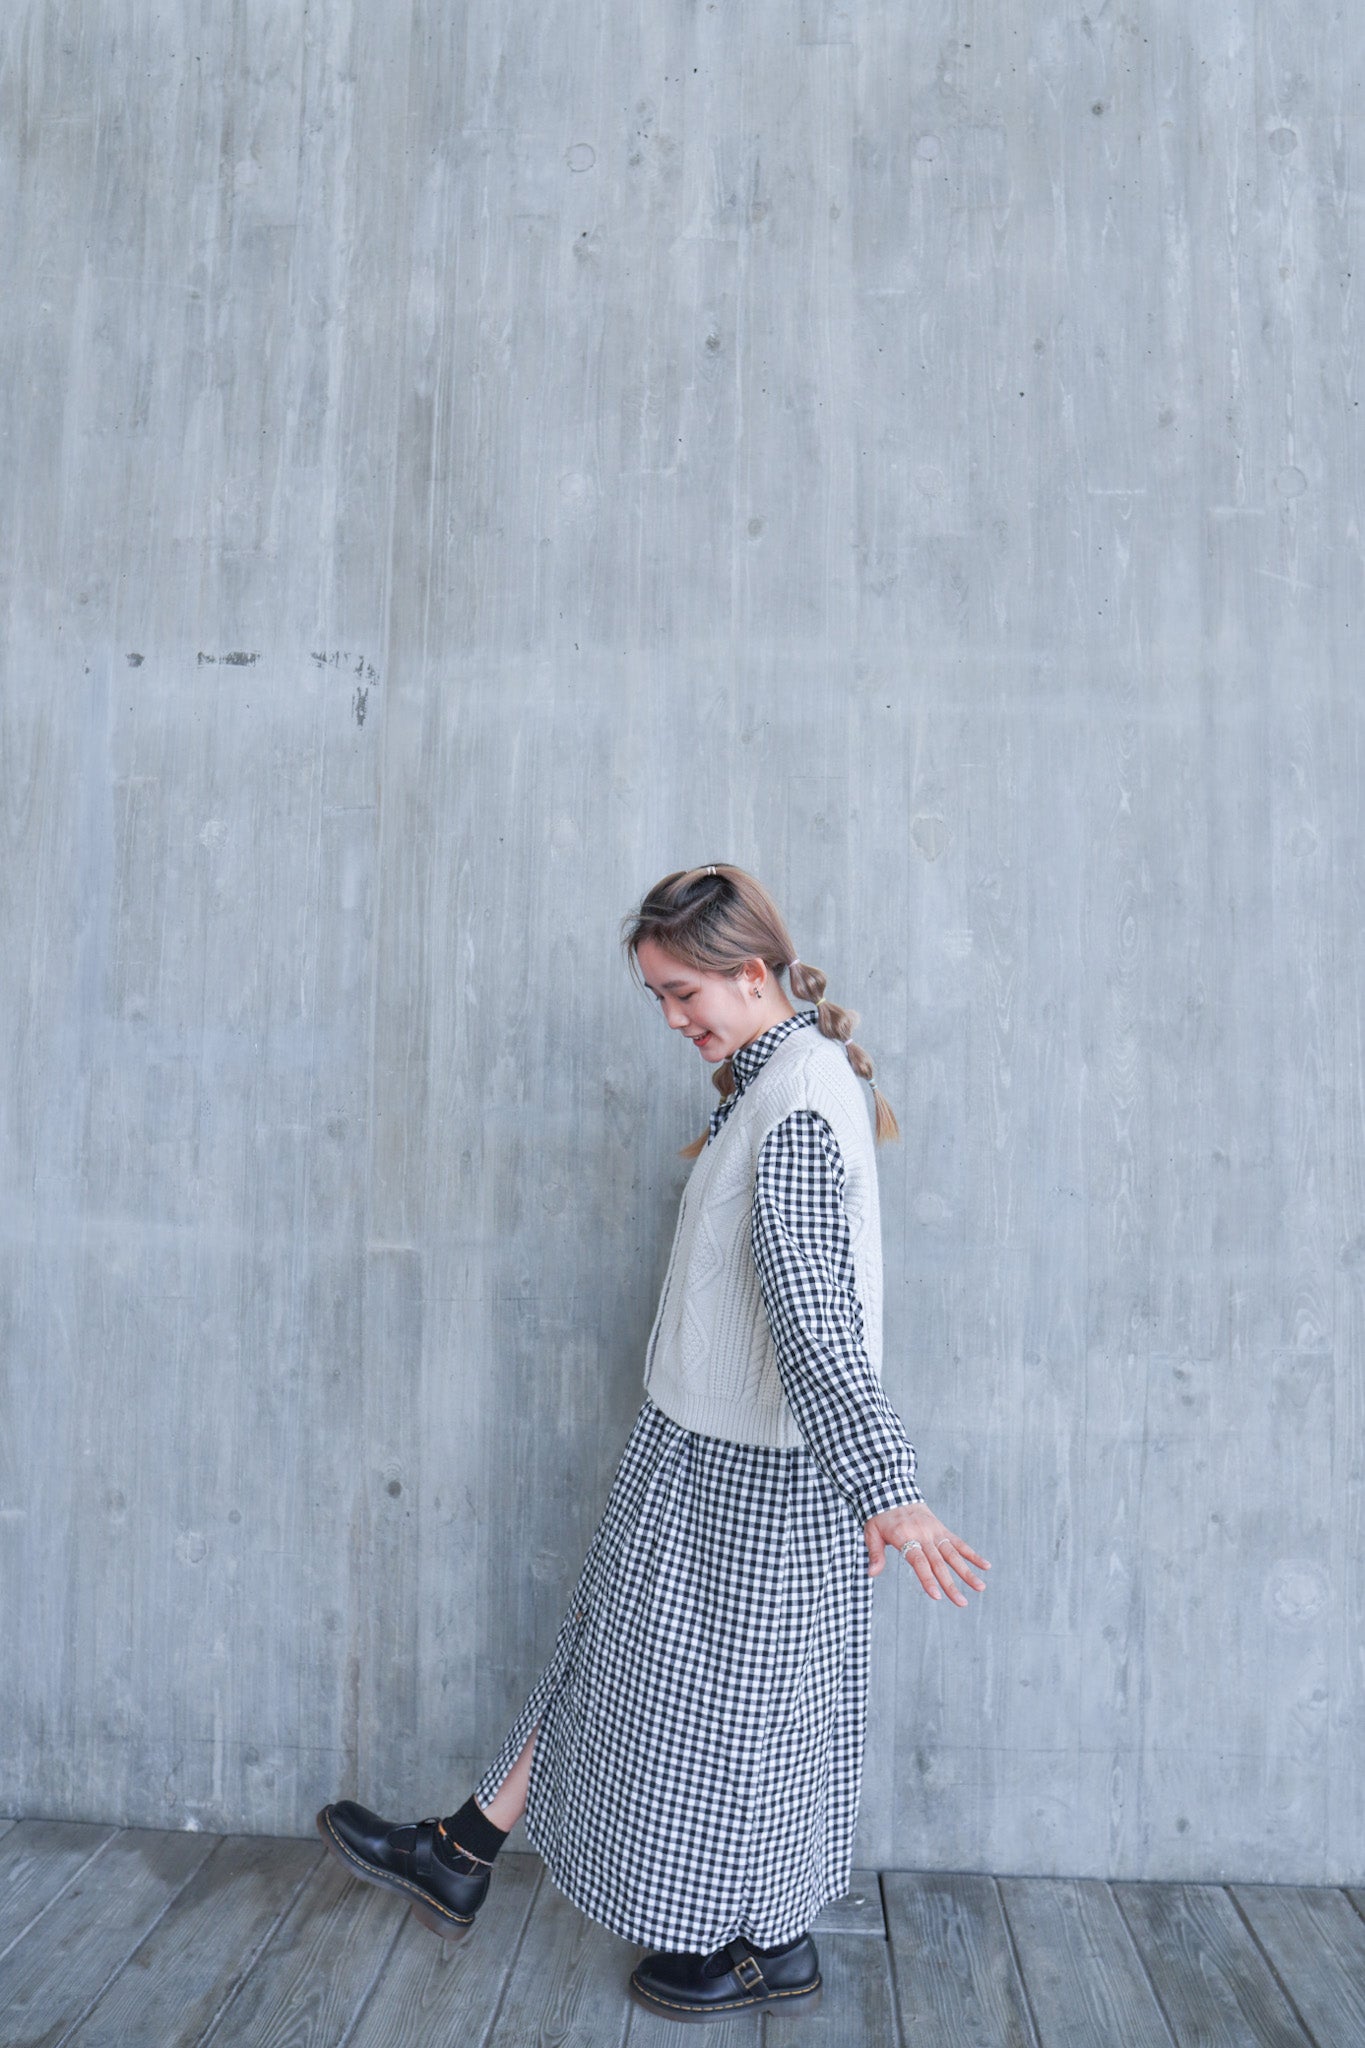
[788,956,829,1013]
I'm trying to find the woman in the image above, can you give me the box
[317,863,988,2024]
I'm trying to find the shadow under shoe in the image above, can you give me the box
[316,1800,491,1940]
[629,1932,822,2022]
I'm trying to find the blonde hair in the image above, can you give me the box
[620,862,901,1158]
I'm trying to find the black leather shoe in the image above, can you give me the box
[315,1801,491,1939]
[629,1933,822,2022]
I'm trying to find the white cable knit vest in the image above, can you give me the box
[642,1024,884,1448]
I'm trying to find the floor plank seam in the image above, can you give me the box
[1224,1885,1320,2048]
[874,1873,908,2048]
[332,1906,412,2048]
[0,1827,121,1968]
[1110,1883,1192,2048]
[44,1830,222,2048]
[1104,1880,1179,2048]
[192,1844,328,2048]
[468,1857,548,2048]
[992,1874,1045,2048]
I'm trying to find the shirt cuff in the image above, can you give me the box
[855,1473,924,1525]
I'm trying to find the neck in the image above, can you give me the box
[735,997,797,1051]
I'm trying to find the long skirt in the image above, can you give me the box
[474,1394,874,1952]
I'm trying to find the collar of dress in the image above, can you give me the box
[727,1005,820,1099]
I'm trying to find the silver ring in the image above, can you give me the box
[901,1539,923,1560]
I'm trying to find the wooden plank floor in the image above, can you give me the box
[2,1815,1362,2046]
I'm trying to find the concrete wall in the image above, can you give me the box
[3,0,1360,1884]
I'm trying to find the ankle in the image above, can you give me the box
[437,1792,508,1866]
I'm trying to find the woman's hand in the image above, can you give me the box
[863,1501,990,1604]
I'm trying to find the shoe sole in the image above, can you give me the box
[314,1806,478,1940]
[628,1973,823,2023]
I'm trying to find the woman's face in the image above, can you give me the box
[636,937,765,1065]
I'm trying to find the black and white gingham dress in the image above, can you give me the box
[474,1008,922,1952]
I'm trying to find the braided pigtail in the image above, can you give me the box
[789,957,901,1143]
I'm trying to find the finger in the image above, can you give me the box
[928,1547,970,1607]
[944,1535,991,1570]
[864,1524,886,1579]
[916,1541,968,1607]
[938,1540,987,1593]
[907,1550,942,1601]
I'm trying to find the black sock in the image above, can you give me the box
[435,1793,508,1868]
[753,1934,806,1956]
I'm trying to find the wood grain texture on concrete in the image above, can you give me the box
[1,0,1361,1888]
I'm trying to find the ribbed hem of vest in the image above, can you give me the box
[646,1384,806,1450]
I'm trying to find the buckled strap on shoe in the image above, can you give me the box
[412,1817,439,1882]
[718,1938,766,1990]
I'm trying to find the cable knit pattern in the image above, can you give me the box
[643,1017,884,1448]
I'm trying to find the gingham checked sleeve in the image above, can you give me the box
[751,1108,923,1527]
